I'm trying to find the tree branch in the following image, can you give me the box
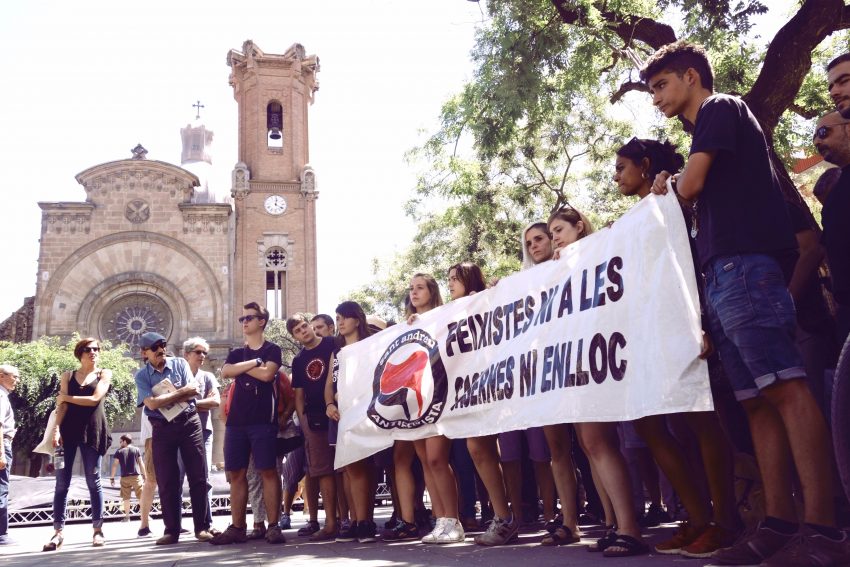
[743,0,844,135]
[610,80,649,103]
[789,103,819,120]
[550,1,676,50]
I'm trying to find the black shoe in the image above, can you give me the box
[336,520,357,543]
[383,521,418,541]
[639,504,671,528]
[383,511,399,529]
[357,521,378,543]
[179,528,190,534]
[137,526,152,537]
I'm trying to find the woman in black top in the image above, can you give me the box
[43,337,112,551]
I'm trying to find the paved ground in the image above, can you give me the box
[0,508,719,566]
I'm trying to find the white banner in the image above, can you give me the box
[334,191,712,468]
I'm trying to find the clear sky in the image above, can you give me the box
[0,0,805,324]
[0,0,484,320]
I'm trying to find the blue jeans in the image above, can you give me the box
[704,253,805,401]
[0,441,11,538]
[53,441,104,530]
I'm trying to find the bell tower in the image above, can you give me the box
[227,40,320,327]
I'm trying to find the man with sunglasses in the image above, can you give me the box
[134,332,213,545]
[816,102,850,347]
[177,337,221,535]
[0,365,19,545]
[212,302,284,545]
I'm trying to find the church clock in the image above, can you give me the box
[264,195,287,215]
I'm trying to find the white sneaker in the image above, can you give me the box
[421,517,447,544]
[436,518,465,544]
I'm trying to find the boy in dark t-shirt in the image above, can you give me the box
[286,313,338,541]
[213,302,285,545]
[643,41,848,566]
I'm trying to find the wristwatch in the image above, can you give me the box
[255,358,263,367]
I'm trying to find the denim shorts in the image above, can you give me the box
[223,423,278,471]
[703,254,805,401]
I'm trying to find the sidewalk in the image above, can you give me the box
[0,508,712,566]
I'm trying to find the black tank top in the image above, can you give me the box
[60,370,111,456]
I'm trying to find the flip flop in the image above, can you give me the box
[43,533,63,552]
[602,534,650,557]
[541,526,580,546]
[587,528,618,552]
[310,528,337,542]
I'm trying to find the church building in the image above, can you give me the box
[2,40,320,362]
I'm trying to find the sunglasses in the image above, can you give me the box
[82,346,100,353]
[191,350,208,356]
[238,315,262,323]
[814,122,850,141]
[148,341,167,351]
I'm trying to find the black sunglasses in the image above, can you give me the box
[815,122,850,141]
[148,341,167,351]
[82,346,100,353]
[191,350,208,356]
[238,314,262,323]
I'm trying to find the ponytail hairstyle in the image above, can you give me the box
[520,222,552,270]
[546,207,594,240]
[405,273,443,317]
[335,300,371,348]
[616,137,685,179]
[447,261,487,295]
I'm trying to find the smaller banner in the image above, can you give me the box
[334,192,712,468]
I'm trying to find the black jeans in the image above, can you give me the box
[151,411,209,535]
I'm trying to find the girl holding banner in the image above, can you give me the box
[614,137,739,558]
[326,301,379,543]
[547,207,650,557]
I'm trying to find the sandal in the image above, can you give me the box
[602,534,649,558]
[587,528,618,552]
[309,528,337,541]
[93,530,105,547]
[43,533,64,552]
[541,526,580,546]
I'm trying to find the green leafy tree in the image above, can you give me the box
[348,0,850,309]
[0,335,138,471]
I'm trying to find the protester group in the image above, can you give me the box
[2,40,850,566]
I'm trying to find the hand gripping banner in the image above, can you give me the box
[334,191,712,468]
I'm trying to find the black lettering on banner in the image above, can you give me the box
[502,302,515,341]
[520,350,537,397]
[593,261,608,308]
[522,296,535,333]
[589,333,607,384]
[580,271,593,311]
[558,277,573,317]
[457,319,472,353]
[537,285,560,325]
[475,312,491,350]
[609,332,627,380]
[607,256,625,302]
[512,299,524,338]
[493,305,504,345]
[445,321,459,356]
[573,338,590,386]
[504,356,515,399]
[541,345,553,393]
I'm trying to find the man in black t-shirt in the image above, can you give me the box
[287,313,338,541]
[644,42,847,565]
[814,104,850,345]
[110,434,146,522]
[212,302,285,545]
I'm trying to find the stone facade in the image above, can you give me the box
[20,41,321,467]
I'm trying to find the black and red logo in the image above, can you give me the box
[367,329,447,429]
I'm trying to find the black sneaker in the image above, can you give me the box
[383,512,399,529]
[138,526,152,537]
[383,521,419,541]
[357,520,378,543]
[639,504,671,528]
[336,520,357,543]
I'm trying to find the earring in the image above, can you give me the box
[641,171,648,180]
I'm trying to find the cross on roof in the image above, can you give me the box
[193,100,205,120]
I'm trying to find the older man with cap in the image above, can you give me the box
[0,364,19,545]
[134,332,213,545]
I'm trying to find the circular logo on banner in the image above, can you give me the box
[367,329,448,430]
